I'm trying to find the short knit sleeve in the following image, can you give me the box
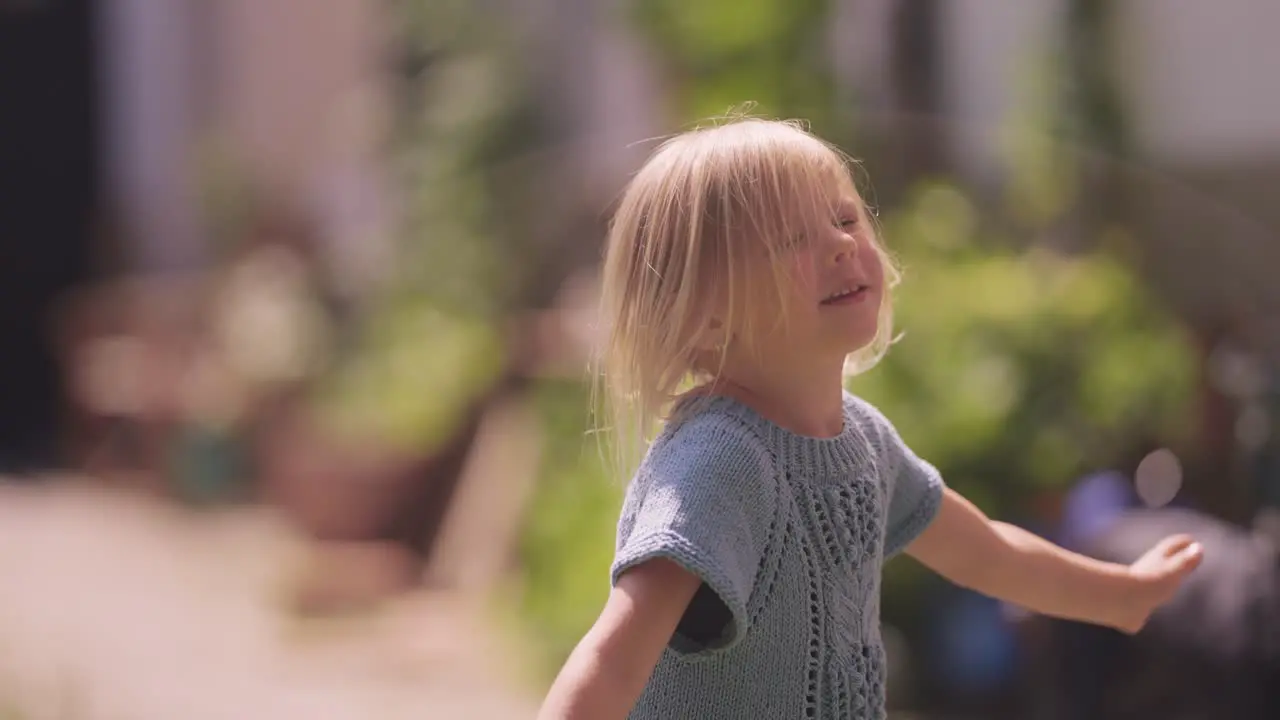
[611,413,778,654]
[852,397,945,558]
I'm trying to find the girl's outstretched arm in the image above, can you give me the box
[537,558,701,720]
[904,488,1203,634]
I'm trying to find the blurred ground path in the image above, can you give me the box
[0,481,538,719]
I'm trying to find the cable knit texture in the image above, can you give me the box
[611,391,944,719]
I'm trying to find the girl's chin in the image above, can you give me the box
[835,324,880,354]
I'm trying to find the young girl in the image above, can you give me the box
[537,117,1203,719]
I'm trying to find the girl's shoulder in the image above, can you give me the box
[651,399,773,468]
[630,395,779,493]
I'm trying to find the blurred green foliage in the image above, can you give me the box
[859,183,1195,520]
[632,0,846,134]
[315,304,506,454]
[860,182,1196,627]
[514,381,623,679]
[315,0,548,453]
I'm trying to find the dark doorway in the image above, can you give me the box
[0,0,100,473]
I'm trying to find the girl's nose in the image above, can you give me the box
[830,232,858,266]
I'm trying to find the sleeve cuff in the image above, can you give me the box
[611,529,751,652]
[884,471,944,558]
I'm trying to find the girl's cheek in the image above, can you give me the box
[858,240,885,284]
[792,251,820,288]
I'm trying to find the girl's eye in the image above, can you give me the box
[836,218,858,230]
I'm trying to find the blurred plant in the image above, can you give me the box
[862,183,1195,515]
[632,0,846,135]
[511,380,622,681]
[860,181,1197,624]
[1000,0,1130,238]
[313,0,555,453]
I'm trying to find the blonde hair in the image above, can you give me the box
[595,117,901,469]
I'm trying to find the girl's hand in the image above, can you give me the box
[1115,534,1204,634]
[906,489,1204,634]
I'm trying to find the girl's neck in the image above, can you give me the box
[710,363,847,439]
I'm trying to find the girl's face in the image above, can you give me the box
[731,193,885,367]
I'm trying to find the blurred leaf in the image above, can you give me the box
[316,303,505,454]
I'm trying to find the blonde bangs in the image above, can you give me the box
[726,128,859,358]
[595,117,900,473]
